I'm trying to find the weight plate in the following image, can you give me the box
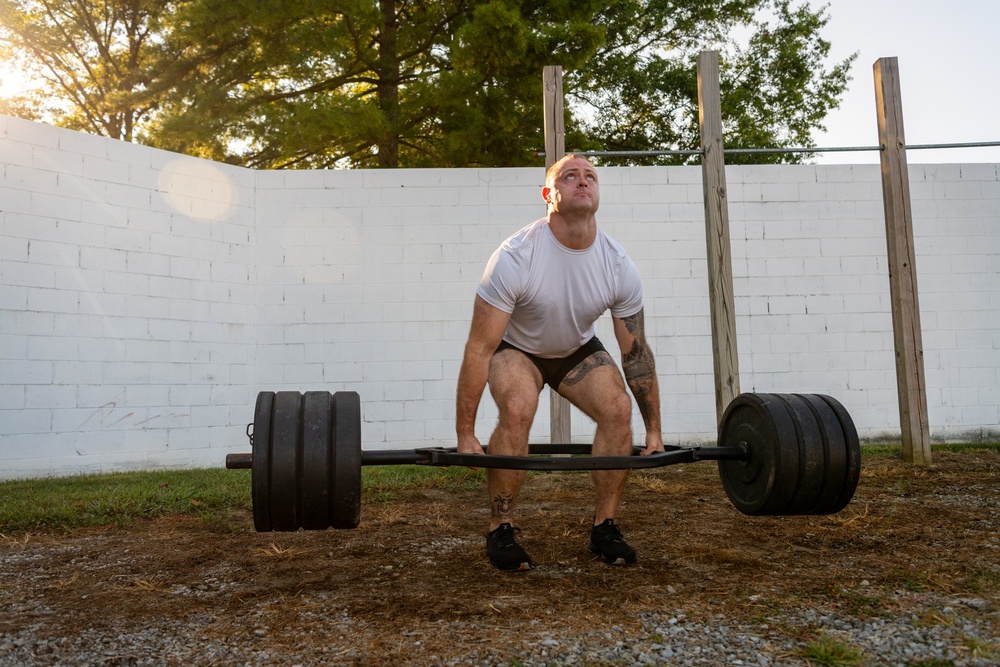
[797,394,849,515]
[773,394,825,515]
[300,391,333,530]
[269,391,303,531]
[331,391,362,529]
[717,393,800,515]
[251,391,275,532]
[818,394,861,513]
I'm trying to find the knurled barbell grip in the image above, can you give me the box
[418,448,696,470]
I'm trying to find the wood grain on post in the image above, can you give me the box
[873,57,932,465]
[542,65,571,444]
[697,51,740,427]
[543,66,565,166]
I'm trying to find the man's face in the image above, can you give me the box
[543,157,600,215]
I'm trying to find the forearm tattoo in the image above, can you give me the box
[621,311,658,424]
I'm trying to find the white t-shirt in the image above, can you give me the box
[477,218,644,358]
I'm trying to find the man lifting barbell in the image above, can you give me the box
[229,155,860,540]
[455,154,665,570]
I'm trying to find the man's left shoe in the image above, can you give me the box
[587,518,637,565]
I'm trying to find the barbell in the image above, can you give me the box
[226,390,861,532]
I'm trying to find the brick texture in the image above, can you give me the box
[2,115,998,477]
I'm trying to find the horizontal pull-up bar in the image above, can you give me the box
[729,140,1000,155]
[534,140,1000,159]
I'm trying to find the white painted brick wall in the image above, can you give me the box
[1,116,256,477]
[2,115,999,478]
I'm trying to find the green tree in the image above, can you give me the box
[572,0,855,165]
[145,0,605,168]
[0,0,854,167]
[0,0,176,141]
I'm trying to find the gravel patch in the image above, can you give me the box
[1,592,996,666]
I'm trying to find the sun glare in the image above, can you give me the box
[0,60,36,98]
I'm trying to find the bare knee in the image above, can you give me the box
[595,392,632,444]
[497,394,538,434]
[596,390,631,425]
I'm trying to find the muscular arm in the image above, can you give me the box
[456,296,512,451]
[613,309,663,452]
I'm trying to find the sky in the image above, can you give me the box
[811,0,1000,164]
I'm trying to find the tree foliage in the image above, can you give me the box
[0,0,177,141]
[572,0,854,165]
[0,0,855,167]
[142,0,606,168]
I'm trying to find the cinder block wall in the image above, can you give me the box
[2,115,998,478]
[1,116,257,477]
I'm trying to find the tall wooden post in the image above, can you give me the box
[543,65,571,444]
[873,57,932,465]
[543,66,565,168]
[697,51,740,426]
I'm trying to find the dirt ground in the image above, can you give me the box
[1,450,998,665]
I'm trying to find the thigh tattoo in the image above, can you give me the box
[561,351,616,387]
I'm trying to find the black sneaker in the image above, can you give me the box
[588,518,637,565]
[486,523,533,571]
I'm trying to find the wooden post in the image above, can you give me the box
[697,51,740,426]
[873,57,932,466]
[543,66,565,167]
[543,65,572,444]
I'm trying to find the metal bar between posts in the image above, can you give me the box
[558,149,706,157]
[725,146,880,154]
[536,140,1000,160]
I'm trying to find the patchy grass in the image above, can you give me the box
[800,634,864,666]
[0,468,251,533]
[0,464,488,533]
[860,442,1000,456]
[0,443,996,534]
[362,464,485,504]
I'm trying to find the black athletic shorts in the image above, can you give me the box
[494,337,609,390]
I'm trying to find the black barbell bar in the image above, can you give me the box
[226,443,748,472]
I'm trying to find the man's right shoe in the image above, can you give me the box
[486,523,533,571]
[587,518,637,565]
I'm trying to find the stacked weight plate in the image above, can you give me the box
[250,390,362,531]
[717,393,861,516]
